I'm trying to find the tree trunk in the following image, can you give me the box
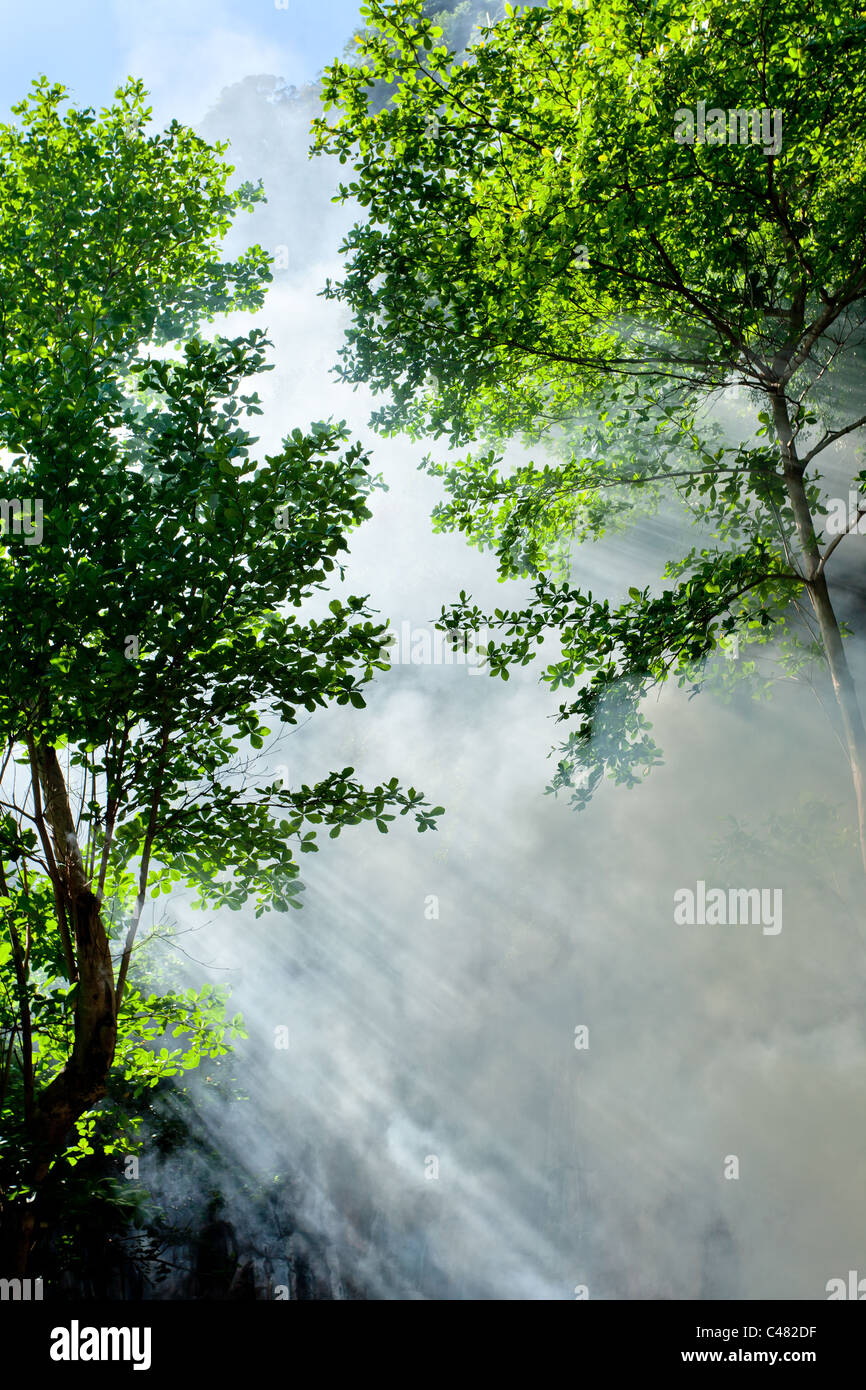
[773,392,866,873]
[1,745,118,1275]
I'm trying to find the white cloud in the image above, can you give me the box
[111,0,305,127]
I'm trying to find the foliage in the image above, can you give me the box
[0,77,440,1233]
[314,0,866,808]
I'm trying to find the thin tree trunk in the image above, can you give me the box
[31,745,117,1167]
[773,392,866,873]
[2,745,119,1275]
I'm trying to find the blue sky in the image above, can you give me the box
[0,0,366,124]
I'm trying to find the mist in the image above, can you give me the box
[86,47,866,1303]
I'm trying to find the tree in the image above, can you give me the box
[0,78,441,1275]
[314,0,866,864]
[0,927,246,1295]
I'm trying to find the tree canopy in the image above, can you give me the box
[314,0,866,860]
[0,78,441,1275]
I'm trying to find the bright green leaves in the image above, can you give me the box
[317,0,866,443]
[0,78,268,458]
[312,0,866,818]
[420,397,675,578]
[437,539,798,804]
[0,74,443,1202]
